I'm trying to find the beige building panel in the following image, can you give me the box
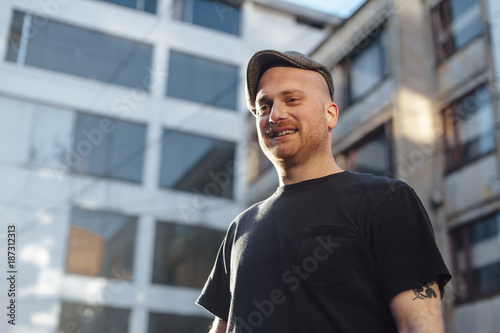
[444,154,498,214]
[454,299,498,333]
[437,38,488,96]
[333,79,394,148]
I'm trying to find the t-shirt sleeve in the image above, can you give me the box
[195,224,234,322]
[370,185,451,303]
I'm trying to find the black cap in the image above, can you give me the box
[245,49,334,115]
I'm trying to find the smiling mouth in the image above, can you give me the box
[274,129,297,138]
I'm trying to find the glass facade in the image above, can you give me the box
[166,50,239,110]
[152,221,225,288]
[159,129,235,198]
[431,0,483,61]
[337,125,393,177]
[58,302,130,333]
[342,28,389,105]
[451,213,500,303]
[73,113,147,182]
[6,11,153,89]
[30,106,147,182]
[65,207,137,280]
[172,0,241,35]
[442,85,495,172]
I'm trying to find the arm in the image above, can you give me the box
[209,317,227,333]
[389,281,444,333]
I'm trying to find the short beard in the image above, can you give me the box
[258,116,329,176]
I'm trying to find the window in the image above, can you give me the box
[159,129,235,198]
[152,221,225,288]
[148,312,212,333]
[442,85,495,172]
[431,0,483,61]
[96,0,157,13]
[31,107,147,182]
[72,113,146,182]
[30,104,75,170]
[336,125,393,177]
[58,302,130,333]
[6,11,153,89]
[341,27,389,105]
[172,0,241,35]
[65,207,137,280]
[166,51,239,110]
[451,212,500,303]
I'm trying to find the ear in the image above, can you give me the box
[326,102,339,130]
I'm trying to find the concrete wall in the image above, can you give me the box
[444,155,498,215]
[454,297,500,333]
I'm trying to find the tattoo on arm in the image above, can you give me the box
[412,282,437,300]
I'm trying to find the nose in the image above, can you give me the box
[269,103,287,124]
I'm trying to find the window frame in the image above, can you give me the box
[65,206,139,281]
[336,123,394,177]
[430,0,484,63]
[450,212,500,304]
[165,50,239,110]
[27,101,147,184]
[71,111,147,183]
[6,10,154,90]
[172,0,242,35]
[441,85,496,173]
[151,220,226,288]
[340,24,390,107]
[158,128,236,198]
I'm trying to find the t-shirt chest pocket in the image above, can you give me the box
[297,224,354,288]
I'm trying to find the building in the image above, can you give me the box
[307,0,500,332]
[0,0,342,332]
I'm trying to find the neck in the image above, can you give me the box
[275,153,344,186]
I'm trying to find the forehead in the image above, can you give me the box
[259,66,324,87]
[256,66,326,97]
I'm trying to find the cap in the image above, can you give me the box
[245,49,334,115]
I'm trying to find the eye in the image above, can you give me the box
[257,104,270,116]
[287,97,299,104]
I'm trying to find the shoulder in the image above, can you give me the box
[330,172,422,218]
[337,172,410,196]
[229,198,268,228]
[228,190,284,234]
[236,199,264,219]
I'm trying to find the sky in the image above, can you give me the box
[284,0,367,18]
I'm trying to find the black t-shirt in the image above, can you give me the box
[197,172,451,332]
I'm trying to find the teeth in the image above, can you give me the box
[276,130,296,137]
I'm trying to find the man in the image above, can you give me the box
[196,50,451,332]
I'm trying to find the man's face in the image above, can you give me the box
[255,66,337,167]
